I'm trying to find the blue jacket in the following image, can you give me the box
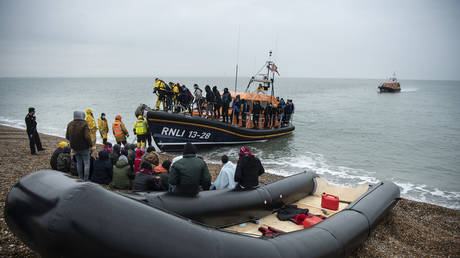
[232,100,241,112]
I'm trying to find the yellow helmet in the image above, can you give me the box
[86,108,92,114]
[59,141,68,148]
[138,115,143,120]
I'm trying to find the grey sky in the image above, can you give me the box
[0,0,459,80]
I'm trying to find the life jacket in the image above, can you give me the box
[155,80,167,91]
[135,119,147,135]
[98,118,108,134]
[173,84,180,94]
[86,115,97,134]
[113,121,123,136]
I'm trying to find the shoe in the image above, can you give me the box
[31,153,38,155]
[38,148,46,151]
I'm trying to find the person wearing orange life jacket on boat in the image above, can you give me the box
[85,108,98,149]
[133,115,148,149]
[112,115,129,147]
[98,113,109,144]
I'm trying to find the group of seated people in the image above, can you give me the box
[50,141,265,196]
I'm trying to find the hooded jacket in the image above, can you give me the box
[113,119,129,142]
[110,156,132,189]
[235,155,265,189]
[56,147,71,173]
[98,117,108,137]
[168,154,211,195]
[110,144,121,165]
[143,151,160,167]
[91,150,113,185]
[134,149,145,173]
[50,147,64,170]
[211,161,237,190]
[86,109,97,135]
[132,168,158,192]
[66,111,92,151]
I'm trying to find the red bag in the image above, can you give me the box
[303,216,323,229]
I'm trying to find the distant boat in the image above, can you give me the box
[378,73,401,93]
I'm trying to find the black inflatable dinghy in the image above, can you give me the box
[5,170,399,258]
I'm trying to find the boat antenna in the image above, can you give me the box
[234,25,241,92]
[269,51,275,104]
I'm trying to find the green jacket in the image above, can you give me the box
[169,154,211,194]
[110,159,132,189]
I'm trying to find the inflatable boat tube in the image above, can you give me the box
[132,171,316,227]
[5,170,399,258]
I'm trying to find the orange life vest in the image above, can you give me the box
[113,121,123,136]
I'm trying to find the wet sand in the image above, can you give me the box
[0,125,458,257]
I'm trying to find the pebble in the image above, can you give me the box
[0,125,459,257]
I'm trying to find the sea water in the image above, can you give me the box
[1,77,459,209]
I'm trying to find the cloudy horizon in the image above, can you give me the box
[1,0,459,80]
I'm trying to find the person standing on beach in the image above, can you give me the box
[98,113,109,144]
[85,108,97,149]
[112,115,129,147]
[25,107,45,155]
[66,111,92,181]
[133,116,148,149]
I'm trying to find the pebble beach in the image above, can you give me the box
[0,125,459,257]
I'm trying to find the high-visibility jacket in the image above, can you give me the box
[86,115,97,134]
[113,121,124,136]
[173,84,180,94]
[98,118,108,136]
[154,80,167,91]
[134,119,147,135]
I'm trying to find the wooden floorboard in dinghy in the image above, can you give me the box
[224,178,369,236]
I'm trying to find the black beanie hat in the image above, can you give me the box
[183,142,197,155]
[28,107,35,113]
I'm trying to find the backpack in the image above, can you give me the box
[57,153,71,173]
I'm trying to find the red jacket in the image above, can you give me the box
[134,149,145,173]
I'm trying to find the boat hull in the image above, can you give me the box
[379,86,401,93]
[5,170,400,258]
[147,111,295,151]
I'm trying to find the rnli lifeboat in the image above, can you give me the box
[146,52,295,152]
[378,73,401,93]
